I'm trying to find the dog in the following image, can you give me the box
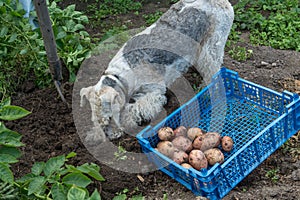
[80,0,234,141]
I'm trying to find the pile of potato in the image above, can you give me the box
[155,126,234,170]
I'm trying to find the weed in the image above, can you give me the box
[227,23,241,42]
[265,168,280,183]
[114,144,128,161]
[232,0,300,51]
[228,45,253,62]
[101,25,128,42]
[113,188,144,200]
[99,0,142,17]
[163,193,168,200]
[143,11,164,25]
[87,0,142,24]
[192,84,203,93]
[281,132,300,160]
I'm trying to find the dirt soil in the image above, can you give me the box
[7,1,300,199]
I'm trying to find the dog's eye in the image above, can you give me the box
[129,98,136,103]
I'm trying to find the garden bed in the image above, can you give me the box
[7,0,300,199]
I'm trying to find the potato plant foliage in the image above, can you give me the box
[0,0,93,99]
[0,98,104,200]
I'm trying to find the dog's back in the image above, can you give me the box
[106,0,234,89]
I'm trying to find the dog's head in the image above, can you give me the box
[80,75,126,139]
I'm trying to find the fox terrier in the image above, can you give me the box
[80,0,234,141]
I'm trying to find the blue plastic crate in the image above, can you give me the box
[136,67,300,200]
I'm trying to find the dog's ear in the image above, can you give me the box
[80,86,94,107]
[80,86,100,123]
[111,93,123,128]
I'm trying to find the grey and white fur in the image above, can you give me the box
[80,0,234,141]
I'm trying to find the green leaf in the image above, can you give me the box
[28,32,39,40]
[66,20,76,31]
[76,164,105,181]
[20,49,28,55]
[38,50,47,56]
[16,173,35,184]
[69,72,76,83]
[67,186,86,200]
[0,126,23,147]
[28,176,46,195]
[73,24,85,31]
[0,163,13,184]
[59,168,71,176]
[62,172,91,188]
[113,194,127,200]
[66,152,77,159]
[0,105,31,120]
[51,183,67,200]
[8,33,18,43]
[31,162,45,176]
[10,10,23,17]
[66,4,76,13]
[88,189,101,200]
[44,155,65,177]
[78,16,88,23]
[0,27,8,38]
[0,98,11,109]
[0,154,18,163]
[0,146,22,159]
[131,195,145,200]
[0,146,21,159]
[67,56,73,63]
[56,31,67,40]
[79,31,89,37]
[85,163,100,172]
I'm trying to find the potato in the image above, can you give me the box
[187,127,205,141]
[192,135,203,150]
[181,163,193,169]
[204,148,224,166]
[172,136,193,153]
[157,141,176,158]
[174,126,187,137]
[158,127,175,141]
[173,149,189,164]
[222,136,234,152]
[188,150,208,170]
[193,132,221,152]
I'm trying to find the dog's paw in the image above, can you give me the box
[103,125,124,140]
[84,126,107,145]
